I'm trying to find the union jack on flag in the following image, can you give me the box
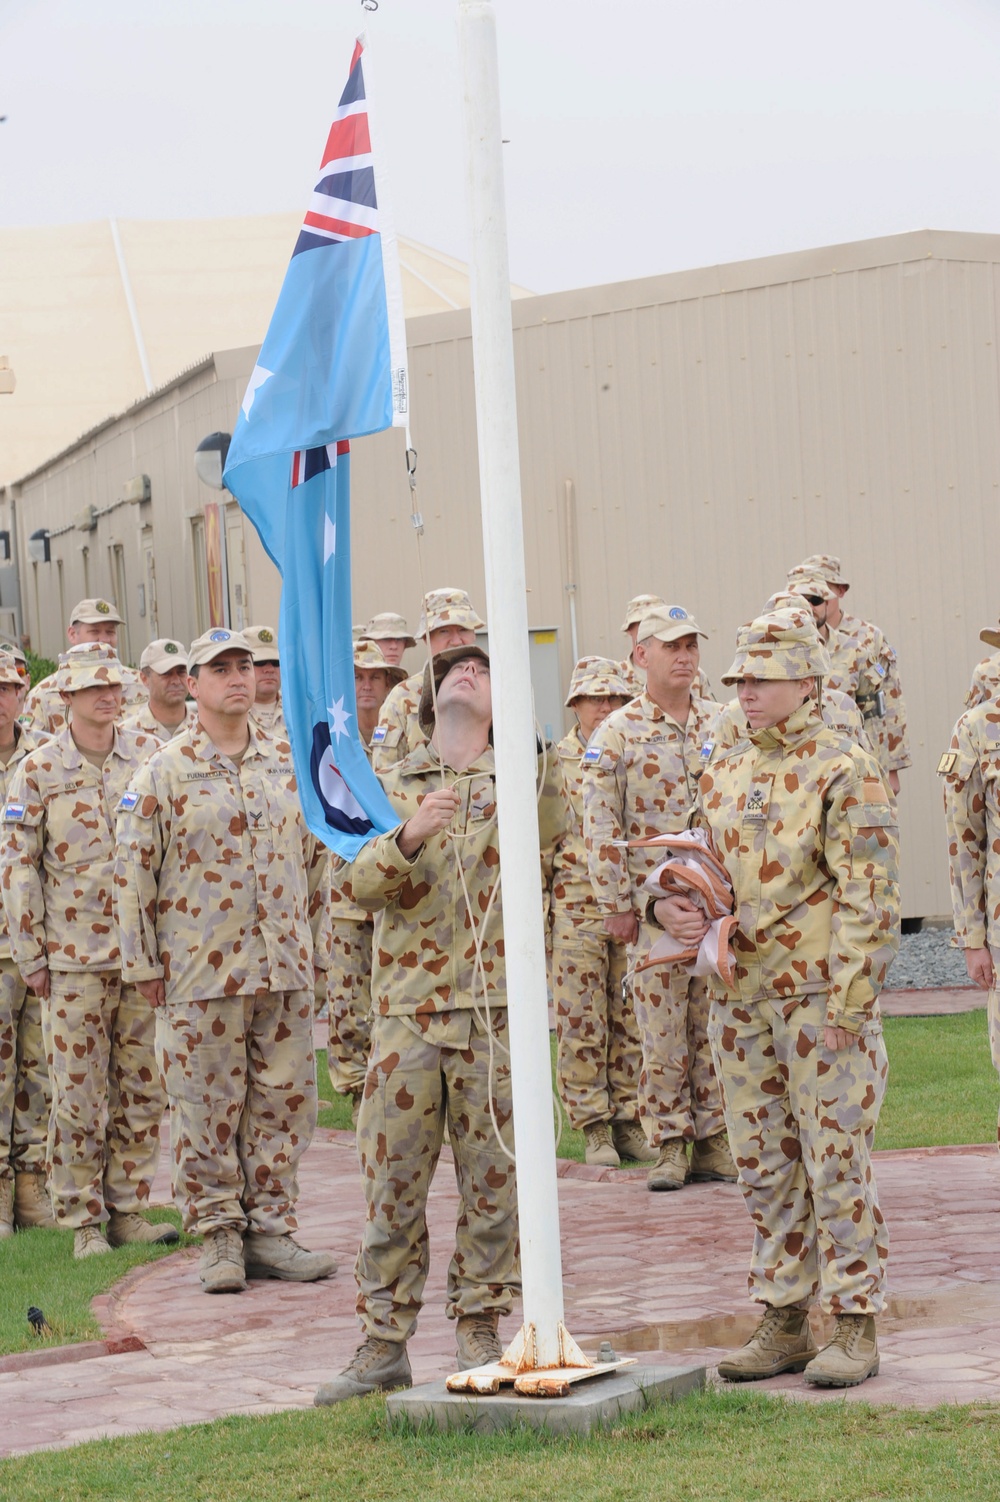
[224,33,407,860]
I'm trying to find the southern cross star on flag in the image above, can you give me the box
[224,34,408,858]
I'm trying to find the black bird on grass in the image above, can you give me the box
[27,1306,52,1336]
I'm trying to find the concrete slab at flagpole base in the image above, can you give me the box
[385,1362,706,1436]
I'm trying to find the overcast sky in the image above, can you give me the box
[2,0,1000,294]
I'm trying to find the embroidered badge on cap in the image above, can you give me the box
[258,628,274,643]
[668,607,688,620]
[96,601,111,614]
[4,802,24,822]
[164,642,179,655]
[119,790,140,811]
[371,726,387,742]
[936,752,958,776]
[209,630,231,642]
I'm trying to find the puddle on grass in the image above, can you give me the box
[592,1286,1000,1355]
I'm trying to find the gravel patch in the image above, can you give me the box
[885,925,972,990]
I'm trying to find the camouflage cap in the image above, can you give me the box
[418,644,490,732]
[785,574,836,604]
[564,655,631,707]
[243,624,280,663]
[787,554,849,588]
[187,628,254,669]
[70,597,124,625]
[636,605,707,645]
[722,607,832,685]
[416,588,486,637]
[140,638,188,674]
[0,650,23,687]
[56,641,124,693]
[619,594,665,632]
[359,612,417,649]
[354,639,407,684]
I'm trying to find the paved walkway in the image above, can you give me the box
[2,1128,1000,1458]
[880,986,984,1017]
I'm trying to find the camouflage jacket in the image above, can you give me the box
[249,697,286,737]
[120,701,198,740]
[827,613,910,774]
[707,689,871,759]
[941,702,1000,950]
[369,670,424,775]
[329,728,376,928]
[1,725,162,974]
[965,654,1000,712]
[113,722,330,1001]
[583,691,718,915]
[22,665,146,736]
[337,740,565,1016]
[551,727,601,918]
[0,724,49,960]
[694,700,899,1030]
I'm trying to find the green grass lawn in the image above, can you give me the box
[3,1387,1000,1502]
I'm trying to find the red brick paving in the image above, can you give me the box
[2,1129,999,1457]
[880,986,984,1017]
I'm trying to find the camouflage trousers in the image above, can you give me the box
[325,918,373,1097]
[708,992,889,1314]
[0,956,50,1180]
[629,922,725,1147]
[42,970,164,1228]
[355,1007,518,1344]
[551,911,640,1130]
[156,990,317,1235]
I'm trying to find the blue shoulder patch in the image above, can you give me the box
[874,661,887,678]
[700,739,715,760]
[371,726,387,743]
[118,790,140,812]
[4,802,24,822]
[582,745,601,763]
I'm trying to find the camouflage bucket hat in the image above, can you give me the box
[354,639,407,684]
[56,642,125,693]
[619,594,665,632]
[416,588,486,636]
[418,644,490,732]
[721,607,832,685]
[787,553,849,588]
[564,656,631,707]
[786,574,836,604]
[360,612,417,649]
[0,650,22,687]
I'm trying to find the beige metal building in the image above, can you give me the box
[4,227,998,918]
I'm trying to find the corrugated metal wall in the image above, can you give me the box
[7,231,1000,918]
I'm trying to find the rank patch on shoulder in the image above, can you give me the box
[3,802,24,822]
[936,751,958,776]
[744,787,766,819]
[119,790,140,811]
[371,725,387,743]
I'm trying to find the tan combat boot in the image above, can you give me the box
[107,1210,179,1247]
[456,1311,502,1370]
[612,1121,658,1164]
[74,1225,112,1259]
[804,1314,879,1387]
[0,1176,13,1239]
[314,1337,412,1406]
[689,1130,738,1183]
[583,1121,620,1168]
[13,1171,56,1229]
[199,1225,247,1293]
[717,1306,818,1382]
[646,1136,688,1191]
[243,1231,337,1282]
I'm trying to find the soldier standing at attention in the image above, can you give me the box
[1,644,172,1258]
[653,606,899,1388]
[584,606,733,1191]
[314,645,565,1404]
[369,588,485,775]
[550,656,653,1168]
[113,629,335,1294]
[325,640,406,1116]
[122,640,196,740]
[22,599,146,736]
[0,651,55,1235]
[244,625,286,736]
[356,613,416,669]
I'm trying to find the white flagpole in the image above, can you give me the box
[456,0,570,1372]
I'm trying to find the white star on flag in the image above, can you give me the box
[241,365,274,419]
[324,514,337,563]
[328,696,352,743]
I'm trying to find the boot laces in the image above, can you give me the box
[350,1338,396,1377]
[828,1314,866,1353]
[588,1122,614,1149]
[460,1317,501,1364]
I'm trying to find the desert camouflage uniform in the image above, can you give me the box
[23,666,146,737]
[0,725,165,1227]
[121,701,198,740]
[0,723,51,1190]
[694,699,899,1312]
[325,727,377,1101]
[336,739,565,1343]
[941,703,1000,1131]
[825,616,908,776]
[250,697,286,737]
[113,722,330,1234]
[551,726,640,1130]
[583,692,725,1147]
[368,671,423,775]
[965,654,1000,711]
[708,688,871,759]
